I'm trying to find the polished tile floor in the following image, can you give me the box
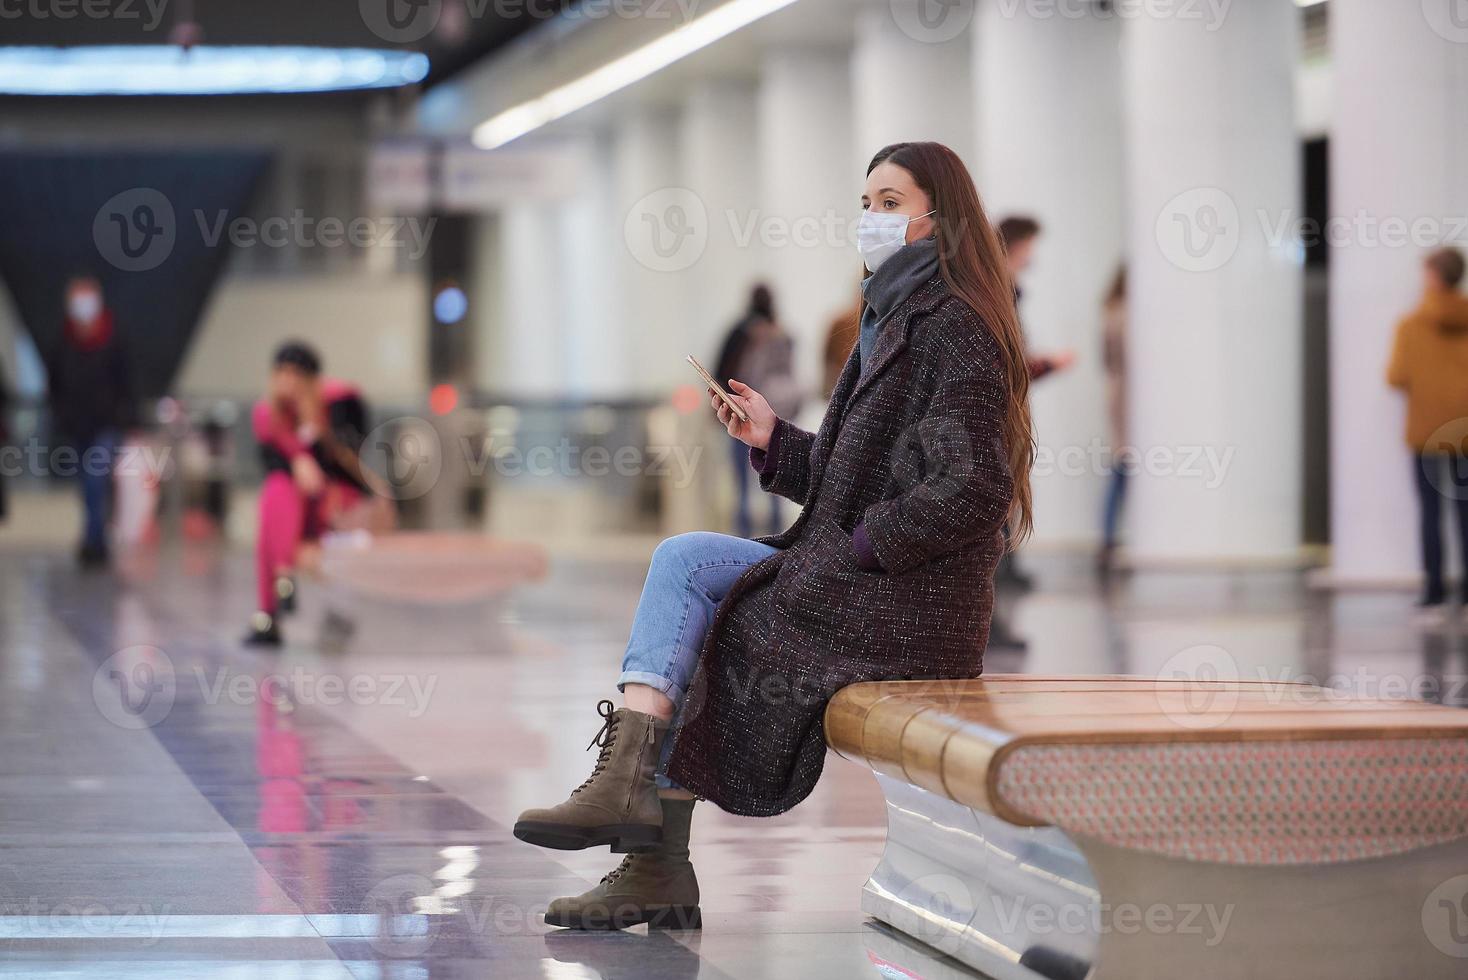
[1,530,1465,978]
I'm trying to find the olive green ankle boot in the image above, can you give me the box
[514,700,666,853]
[544,797,700,930]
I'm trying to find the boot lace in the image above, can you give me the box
[600,854,636,886]
[571,699,619,796]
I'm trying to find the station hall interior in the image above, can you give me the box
[2,0,1468,978]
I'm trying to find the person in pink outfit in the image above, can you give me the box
[246,342,376,647]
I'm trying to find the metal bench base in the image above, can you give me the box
[863,774,1468,980]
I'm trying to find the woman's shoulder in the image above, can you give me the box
[911,290,1000,361]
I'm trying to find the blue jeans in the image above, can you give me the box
[618,531,779,789]
[80,430,118,552]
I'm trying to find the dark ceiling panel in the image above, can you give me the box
[0,0,573,87]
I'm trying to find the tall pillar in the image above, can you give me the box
[1330,1,1468,584]
[612,107,686,396]
[974,3,1123,546]
[678,79,763,363]
[758,46,857,394]
[851,0,975,170]
[1122,2,1303,562]
[557,134,625,399]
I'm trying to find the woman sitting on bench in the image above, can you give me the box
[512,141,1036,931]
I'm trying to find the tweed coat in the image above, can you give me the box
[665,274,1014,816]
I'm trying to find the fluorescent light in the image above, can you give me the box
[0,46,429,96]
[473,0,799,149]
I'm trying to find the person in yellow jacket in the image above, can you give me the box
[1388,247,1468,613]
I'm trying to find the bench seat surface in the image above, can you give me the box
[826,675,1468,863]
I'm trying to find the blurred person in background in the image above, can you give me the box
[992,216,1077,603]
[1388,246,1468,617]
[512,141,1033,932]
[246,342,387,647]
[0,351,10,523]
[49,275,132,567]
[998,216,1078,383]
[823,288,862,400]
[1098,266,1129,577]
[712,284,801,537]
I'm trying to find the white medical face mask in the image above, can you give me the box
[68,292,102,324]
[856,208,935,273]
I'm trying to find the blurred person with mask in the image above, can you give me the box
[1388,247,1468,617]
[246,342,387,647]
[713,285,802,538]
[49,276,132,567]
[513,142,1033,932]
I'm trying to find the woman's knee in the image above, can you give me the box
[650,531,721,573]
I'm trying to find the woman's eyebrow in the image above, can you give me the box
[876,187,904,196]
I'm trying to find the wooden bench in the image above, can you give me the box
[825,676,1468,980]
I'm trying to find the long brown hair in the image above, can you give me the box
[865,141,1035,545]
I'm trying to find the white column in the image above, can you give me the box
[974,3,1123,547]
[851,0,975,170]
[678,79,763,363]
[758,46,857,395]
[1121,2,1303,563]
[558,134,626,399]
[612,107,688,397]
[489,202,564,398]
[1330,1,1468,584]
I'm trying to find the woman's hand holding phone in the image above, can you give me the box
[712,378,776,451]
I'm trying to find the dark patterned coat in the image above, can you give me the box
[665,275,1014,816]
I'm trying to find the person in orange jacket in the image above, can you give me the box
[1388,246,1468,614]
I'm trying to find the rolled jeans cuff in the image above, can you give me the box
[617,669,685,707]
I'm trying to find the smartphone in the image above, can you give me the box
[687,354,750,423]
